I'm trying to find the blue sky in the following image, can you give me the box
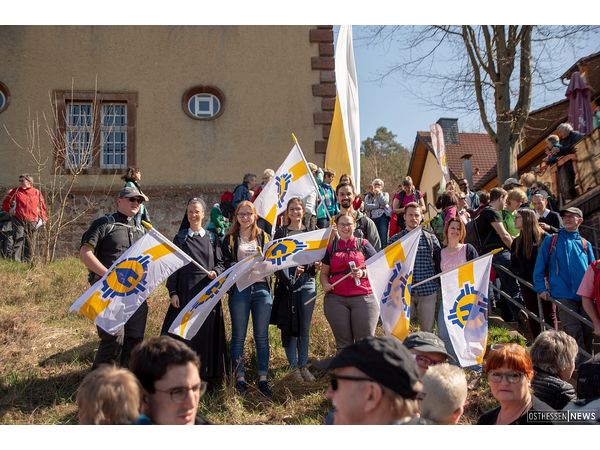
[344,26,600,149]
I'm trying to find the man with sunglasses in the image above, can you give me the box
[403,331,454,377]
[130,336,208,425]
[314,336,425,425]
[79,186,148,369]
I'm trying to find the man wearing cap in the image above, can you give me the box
[2,173,48,262]
[314,336,425,425]
[502,177,522,191]
[403,331,454,377]
[532,191,562,233]
[533,206,596,365]
[79,186,149,370]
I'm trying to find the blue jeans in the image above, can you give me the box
[372,215,390,247]
[228,282,273,378]
[285,279,316,368]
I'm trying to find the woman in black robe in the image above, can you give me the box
[161,197,228,388]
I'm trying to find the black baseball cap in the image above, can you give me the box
[312,336,421,399]
[403,331,454,361]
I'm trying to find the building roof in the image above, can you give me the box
[411,131,497,191]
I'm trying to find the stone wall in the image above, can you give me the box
[38,184,227,260]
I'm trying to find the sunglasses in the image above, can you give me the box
[329,374,374,391]
[127,197,144,204]
[154,381,207,403]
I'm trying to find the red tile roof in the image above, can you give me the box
[415,131,497,191]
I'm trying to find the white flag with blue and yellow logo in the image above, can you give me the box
[169,254,261,340]
[235,227,333,291]
[253,143,316,229]
[365,227,421,341]
[70,227,193,335]
[441,254,493,367]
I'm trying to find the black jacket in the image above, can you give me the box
[531,369,576,410]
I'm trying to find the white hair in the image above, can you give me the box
[557,123,574,134]
[530,330,578,376]
[420,364,467,424]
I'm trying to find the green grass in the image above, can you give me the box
[0,257,520,424]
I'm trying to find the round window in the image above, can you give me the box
[0,82,10,113]
[182,86,225,120]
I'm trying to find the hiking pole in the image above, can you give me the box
[304,272,355,306]
[142,220,213,276]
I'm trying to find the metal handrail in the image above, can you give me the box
[492,263,593,360]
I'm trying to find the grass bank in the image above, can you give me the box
[0,258,524,424]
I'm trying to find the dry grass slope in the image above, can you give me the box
[0,258,524,424]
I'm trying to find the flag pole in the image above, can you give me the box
[142,220,212,275]
[303,271,354,306]
[292,132,332,223]
[410,247,502,289]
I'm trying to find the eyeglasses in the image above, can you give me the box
[127,197,144,204]
[412,353,443,368]
[337,222,355,228]
[237,213,254,218]
[487,371,524,384]
[329,374,374,391]
[154,381,207,403]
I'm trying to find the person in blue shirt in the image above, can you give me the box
[533,206,595,366]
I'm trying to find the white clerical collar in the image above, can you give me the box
[188,227,206,237]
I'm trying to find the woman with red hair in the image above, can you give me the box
[477,343,554,424]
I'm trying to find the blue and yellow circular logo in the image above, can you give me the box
[191,277,226,311]
[101,255,150,298]
[275,173,293,208]
[448,283,487,329]
[382,263,412,315]
[264,238,307,266]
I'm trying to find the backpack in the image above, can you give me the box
[576,357,600,402]
[464,215,485,254]
[220,190,235,220]
[545,233,589,277]
[429,212,444,243]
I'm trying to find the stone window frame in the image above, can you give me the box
[53,90,137,174]
[182,86,225,120]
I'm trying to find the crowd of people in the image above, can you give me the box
[68,151,600,425]
[5,120,600,425]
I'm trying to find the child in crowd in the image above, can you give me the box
[76,365,143,425]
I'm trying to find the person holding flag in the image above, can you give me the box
[253,142,316,236]
[320,212,378,353]
[389,202,441,332]
[437,218,479,362]
[221,200,274,397]
[271,197,318,382]
[160,197,227,390]
[79,186,148,370]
